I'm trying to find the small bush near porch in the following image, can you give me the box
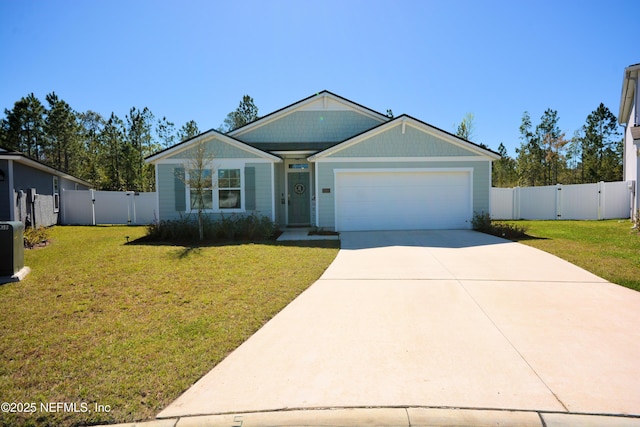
[0,226,339,427]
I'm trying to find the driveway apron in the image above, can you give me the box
[158,230,640,419]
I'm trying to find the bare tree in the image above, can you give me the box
[178,139,216,241]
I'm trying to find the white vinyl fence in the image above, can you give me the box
[62,190,156,225]
[491,181,634,220]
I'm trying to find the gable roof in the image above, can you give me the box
[307,114,501,161]
[145,128,282,163]
[0,147,92,187]
[227,90,390,139]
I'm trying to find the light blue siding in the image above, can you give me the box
[167,136,261,160]
[157,164,182,221]
[246,163,272,218]
[236,111,383,144]
[327,124,481,157]
[315,160,491,230]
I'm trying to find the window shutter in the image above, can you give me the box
[245,166,256,210]
[174,167,186,211]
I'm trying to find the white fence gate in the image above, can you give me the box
[62,190,156,225]
[490,181,634,220]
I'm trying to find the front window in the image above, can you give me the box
[189,169,213,210]
[218,169,241,209]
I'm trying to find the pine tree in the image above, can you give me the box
[156,116,176,149]
[580,103,621,182]
[536,109,566,185]
[100,113,126,190]
[77,110,105,186]
[178,120,200,141]
[455,112,475,141]
[44,92,81,175]
[516,111,544,186]
[492,143,517,187]
[221,95,259,132]
[124,107,156,191]
[2,94,46,159]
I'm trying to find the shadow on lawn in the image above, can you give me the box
[510,234,550,242]
[126,234,340,257]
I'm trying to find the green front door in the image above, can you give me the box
[287,172,310,225]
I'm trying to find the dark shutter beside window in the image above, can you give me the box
[174,167,186,211]
[245,166,256,210]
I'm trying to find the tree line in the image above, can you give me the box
[0,93,260,192]
[1,92,622,192]
[0,92,202,191]
[484,103,623,188]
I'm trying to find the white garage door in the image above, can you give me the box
[335,169,472,231]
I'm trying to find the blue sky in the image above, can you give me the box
[0,0,637,157]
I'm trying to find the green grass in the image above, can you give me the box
[505,220,640,291]
[0,226,339,427]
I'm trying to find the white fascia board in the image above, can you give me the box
[334,167,474,175]
[619,64,640,125]
[272,150,316,156]
[229,92,388,138]
[152,157,275,165]
[311,156,491,163]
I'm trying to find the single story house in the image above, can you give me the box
[0,147,92,227]
[619,63,640,220]
[146,91,500,231]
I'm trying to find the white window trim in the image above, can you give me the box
[184,161,246,213]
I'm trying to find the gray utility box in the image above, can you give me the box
[0,222,25,277]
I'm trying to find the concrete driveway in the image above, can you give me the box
[157,230,640,425]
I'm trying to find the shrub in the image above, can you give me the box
[471,211,528,239]
[24,225,50,248]
[471,211,493,233]
[145,213,278,243]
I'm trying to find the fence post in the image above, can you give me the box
[598,181,604,220]
[90,189,96,226]
[556,184,563,220]
[513,187,520,220]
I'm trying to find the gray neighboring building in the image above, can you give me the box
[0,147,91,227]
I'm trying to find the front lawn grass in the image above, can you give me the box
[505,220,640,291]
[0,226,339,427]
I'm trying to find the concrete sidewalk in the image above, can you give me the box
[148,230,639,426]
[108,408,640,427]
